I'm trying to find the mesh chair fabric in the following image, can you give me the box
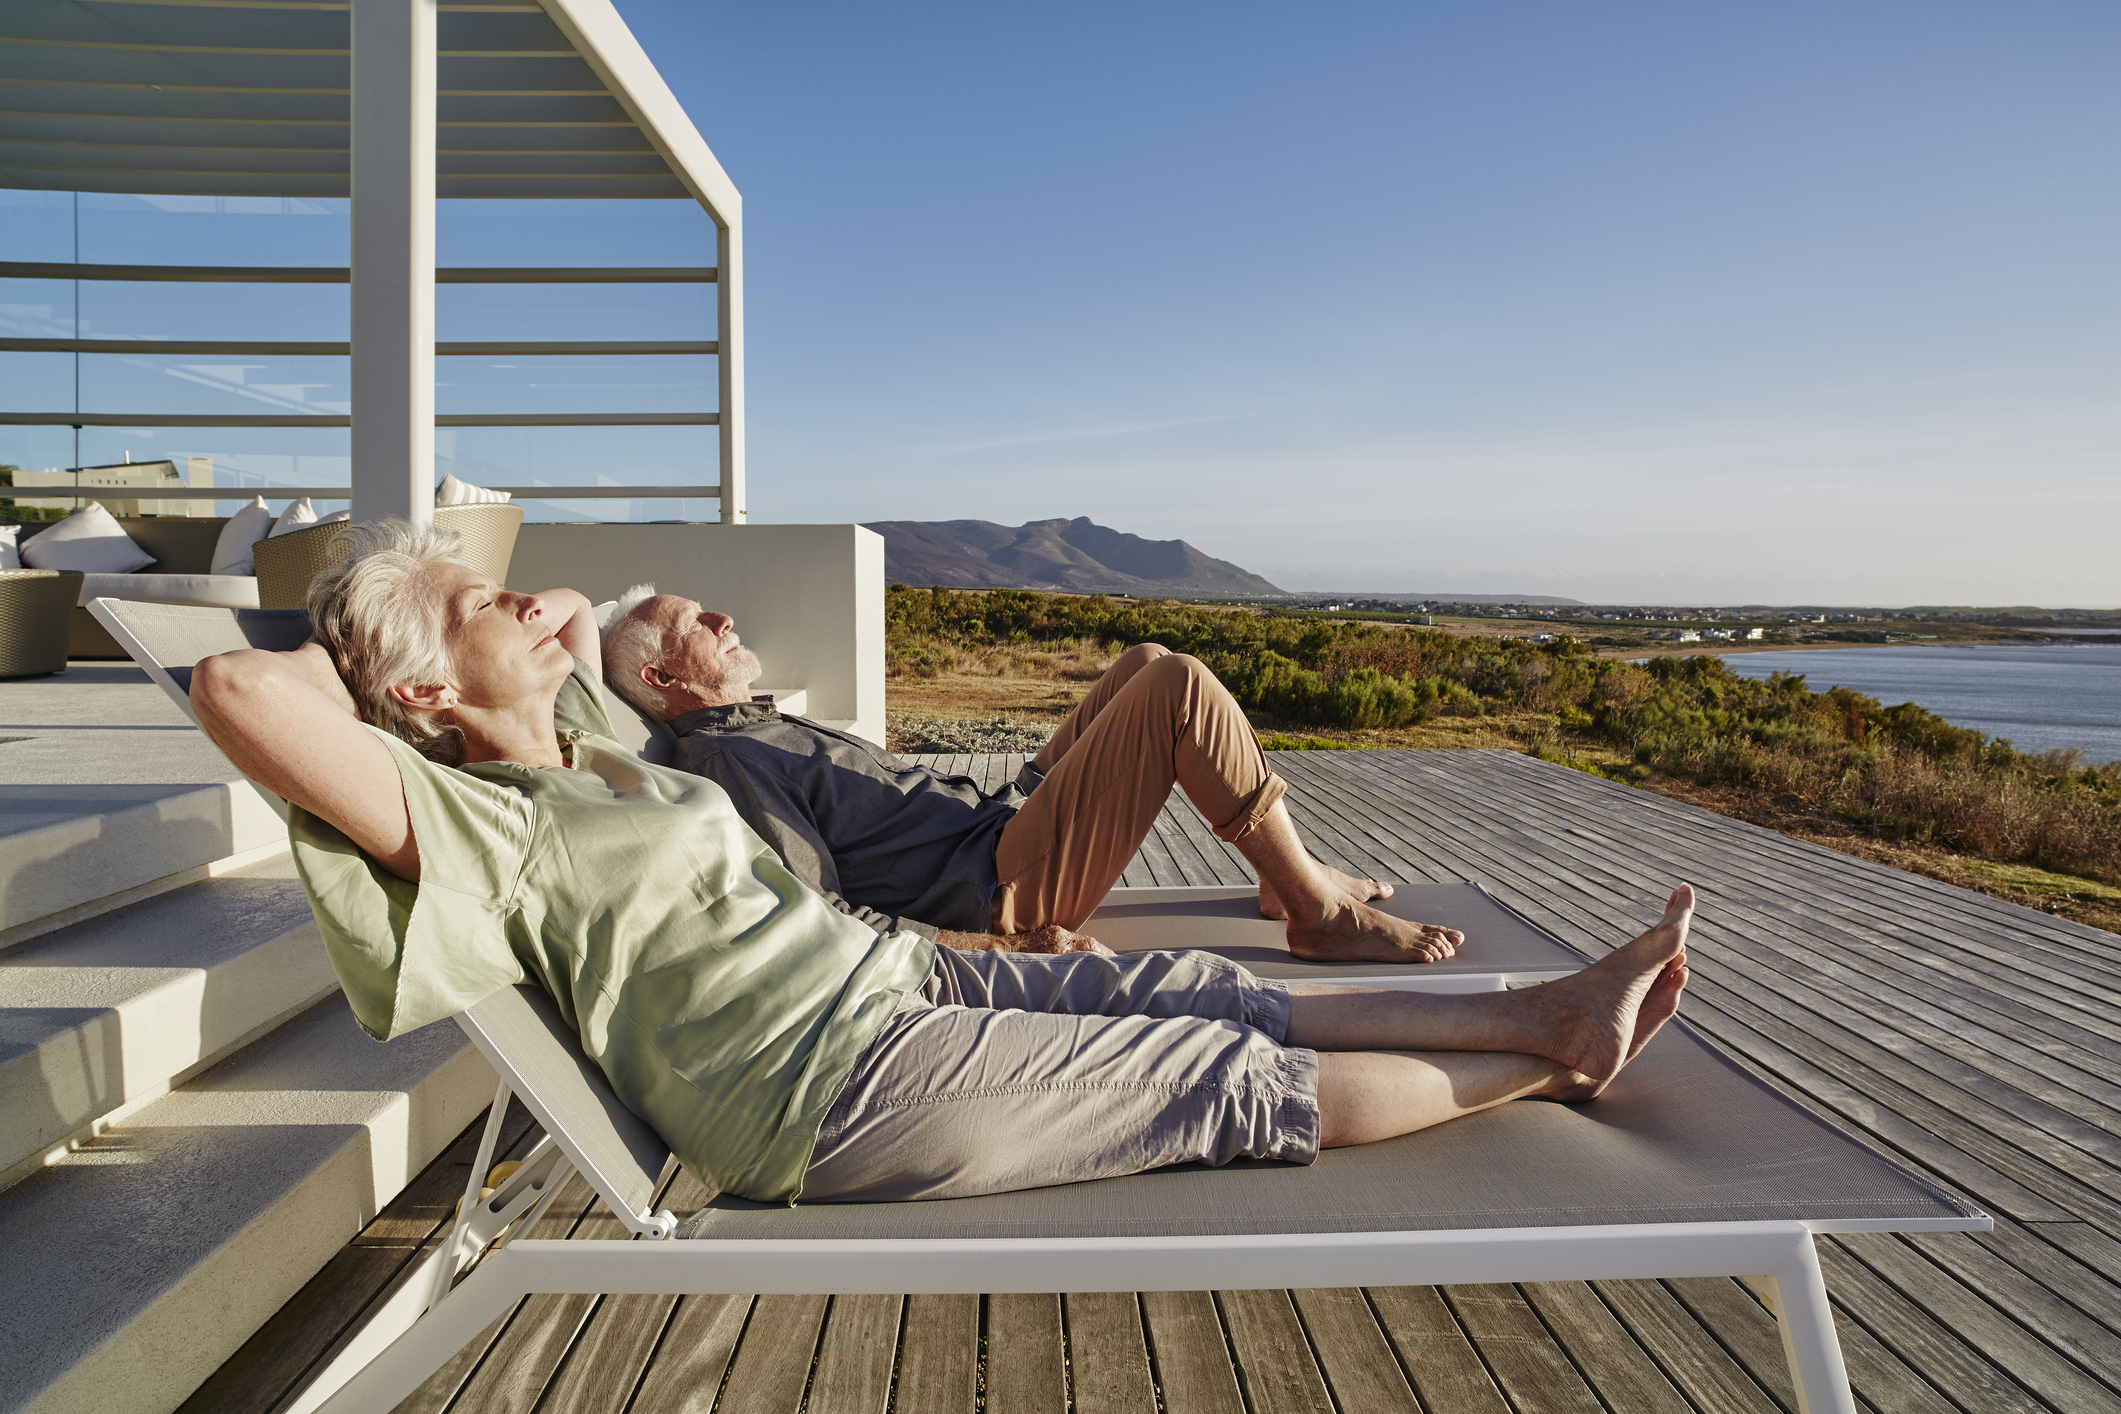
[459,986,670,1221]
[684,1019,1983,1240]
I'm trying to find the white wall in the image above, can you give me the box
[508,523,885,745]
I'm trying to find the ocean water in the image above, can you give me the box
[1717,642,2121,764]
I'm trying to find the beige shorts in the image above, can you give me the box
[801,947,1321,1203]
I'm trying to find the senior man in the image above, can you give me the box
[600,587,1467,961]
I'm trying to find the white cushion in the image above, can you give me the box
[210,496,275,575]
[316,508,351,526]
[78,573,262,610]
[268,497,318,537]
[436,473,511,505]
[0,524,19,570]
[20,503,156,574]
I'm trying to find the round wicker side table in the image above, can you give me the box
[0,569,87,678]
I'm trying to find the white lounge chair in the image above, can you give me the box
[89,598,1992,1414]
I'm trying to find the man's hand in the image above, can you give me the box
[935,925,1115,956]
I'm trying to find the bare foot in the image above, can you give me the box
[1259,865,1394,920]
[1541,955,1689,1101]
[1522,885,1695,1098]
[1284,896,1468,964]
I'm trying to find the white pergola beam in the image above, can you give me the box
[538,0,745,523]
[350,0,438,526]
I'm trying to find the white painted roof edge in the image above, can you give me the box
[538,0,742,224]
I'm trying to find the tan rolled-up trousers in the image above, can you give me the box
[991,643,1285,934]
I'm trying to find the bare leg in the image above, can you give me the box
[1316,1049,1575,1146]
[1291,886,1694,1099]
[1257,859,1392,919]
[1235,801,1468,963]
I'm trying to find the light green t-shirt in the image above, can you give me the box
[289,660,936,1203]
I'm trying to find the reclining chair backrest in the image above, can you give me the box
[90,601,312,724]
[458,984,677,1227]
[92,598,682,1225]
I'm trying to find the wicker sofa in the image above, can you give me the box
[15,516,258,659]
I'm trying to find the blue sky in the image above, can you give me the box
[3,1,2115,604]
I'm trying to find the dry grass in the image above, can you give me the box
[1646,774,2121,933]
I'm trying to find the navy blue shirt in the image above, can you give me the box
[667,701,1041,936]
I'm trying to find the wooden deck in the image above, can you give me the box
[187,749,2121,1414]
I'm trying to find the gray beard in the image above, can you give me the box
[712,646,762,696]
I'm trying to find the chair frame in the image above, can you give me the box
[283,973,1988,1414]
[85,598,1990,1414]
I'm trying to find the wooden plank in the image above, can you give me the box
[392,1170,609,1414]
[443,1264,603,1408]
[1901,1228,2121,1385]
[895,1293,977,1414]
[1591,1280,1787,1414]
[1827,1234,2115,1413]
[538,1165,724,1413]
[986,1292,1067,1414]
[1140,1291,1244,1414]
[1804,1241,2048,1414]
[713,1293,828,1414]
[181,1100,537,1414]
[388,1311,513,1414]
[806,1294,901,1414]
[1466,749,2121,979]
[1419,759,2121,1100]
[1364,1285,1510,1414]
[1441,1283,1604,1414]
[1286,1287,1419,1414]
[623,1294,752,1414]
[1407,752,2121,1011]
[535,1293,675,1413]
[1064,1291,1157,1414]
[1518,1281,1691,1413]
[1215,1289,1333,1414]
[1149,790,1251,886]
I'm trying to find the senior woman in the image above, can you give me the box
[191,520,1695,1205]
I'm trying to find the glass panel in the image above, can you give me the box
[0,352,76,411]
[0,426,78,513]
[77,194,349,268]
[436,282,711,343]
[77,281,349,342]
[438,423,716,523]
[78,353,350,418]
[0,278,77,339]
[437,198,711,268]
[75,424,351,518]
[0,190,77,263]
[436,354,712,416]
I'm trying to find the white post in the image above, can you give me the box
[718,219,745,524]
[350,0,437,526]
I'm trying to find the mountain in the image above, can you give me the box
[863,517,1283,596]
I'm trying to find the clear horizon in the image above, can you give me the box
[4,1,2114,606]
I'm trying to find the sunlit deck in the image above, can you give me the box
[186,747,2121,1414]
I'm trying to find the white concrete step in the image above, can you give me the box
[0,996,494,1414]
[0,854,338,1187]
[0,662,284,947]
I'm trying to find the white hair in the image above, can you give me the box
[599,582,670,720]
[304,518,470,764]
